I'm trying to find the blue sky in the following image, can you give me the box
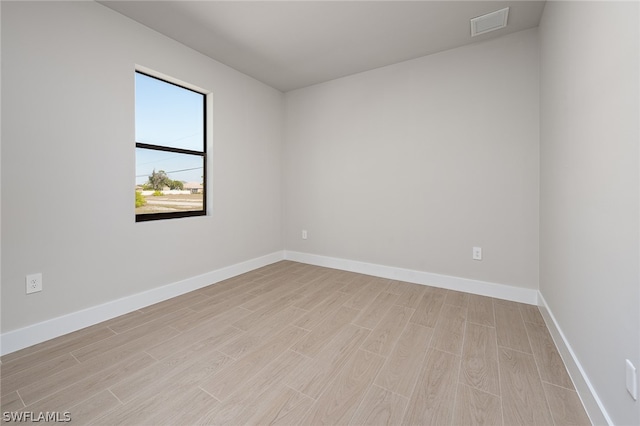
[135,72,205,185]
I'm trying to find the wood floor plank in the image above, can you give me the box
[1,324,114,365]
[199,350,308,425]
[95,386,216,425]
[361,305,414,357]
[385,280,417,296]
[460,322,500,396]
[101,309,144,332]
[145,322,240,361]
[1,353,79,397]
[394,283,427,309]
[103,350,230,424]
[110,339,231,403]
[402,348,460,425]
[241,276,303,310]
[156,350,232,392]
[195,277,257,302]
[287,274,331,295]
[338,276,370,295]
[107,361,176,404]
[499,347,554,426]
[72,309,190,362]
[243,385,315,426]
[0,327,115,376]
[334,270,360,284]
[18,326,179,406]
[233,294,305,332]
[445,289,470,308]
[410,289,446,328]
[25,352,155,413]
[350,384,408,426]
[294,290,351,330]
[452,383,503,426]
[346,273,377,290]
[431,304,467,355]
[107,293,201,334]
[137,291,202,315]
[258,260,297,276]
[0,391,24,412]
[373,278,397,293]
[375,322,433,397]
[150,388,220,426]
[292,273,329,288]
[236,349,308,397]
[467,295,496,327]
[369,277,394,291]
[200,326,308,401]
[65,390,121,425]
[287,324,370,399]
[220,306,307,359]
[519,303,545,325]
[494,301,532,354]
[291,306,360,357]
[254,263,309,284]
[301,349,385,425]
[170,303,252,332]
[524,321,574,390]
[293,277,349,311]
[342,280,381,310]
[543,382,592,426]
[116,350,231,420]
[245,278,289,298]
[353,291,398,329]
[189,291,256,314]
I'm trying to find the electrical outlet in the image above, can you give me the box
[302,229,308,240]
[473,247,482,261]
[26,273,43,294]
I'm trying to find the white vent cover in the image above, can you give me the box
[470,7,509,37]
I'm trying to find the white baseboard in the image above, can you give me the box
[538,292,612,426]
[0,251,284,356]
[1,250,540,356]
[284,250,538,305]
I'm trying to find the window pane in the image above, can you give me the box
[135,148,204,214]
[135,72,204,152]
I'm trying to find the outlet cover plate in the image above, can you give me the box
[26,273,42,294]
[472,247,482,261]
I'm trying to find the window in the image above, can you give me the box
[135,70,207,222]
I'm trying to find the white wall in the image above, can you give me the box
[539,2,640,425]
[284,29,540,290]
[1,1,284,333]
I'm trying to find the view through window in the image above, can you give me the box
[135,71,207,221]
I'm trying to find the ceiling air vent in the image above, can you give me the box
[470,7,509,37]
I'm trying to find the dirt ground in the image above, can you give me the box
[135,193,203,214]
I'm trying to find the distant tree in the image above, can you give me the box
[147,169,171,191]
[168,180,184,190]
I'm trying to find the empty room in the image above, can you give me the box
[1,1,638,425]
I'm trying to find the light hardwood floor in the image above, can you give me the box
[0,261,591,425]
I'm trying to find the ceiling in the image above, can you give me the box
[99,1,546,92]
